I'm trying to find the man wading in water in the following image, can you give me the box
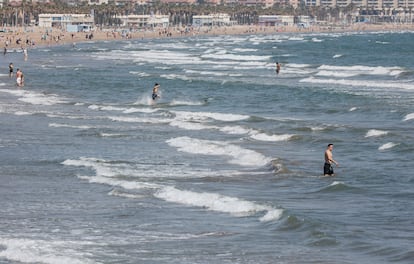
[324,144,339,176]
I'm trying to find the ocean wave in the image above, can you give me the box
[108,116,171,124]
[0,89,67,105]
[316,181,359,193]
[200,53,272,61]
[169,99,205,106]
[172,110,250,122]
[379,142,398,151]
[317,64,403,76]
[300,77,414,90]
[365,129,388,138]
[403,113,414,121]
[155,186,283,222]
[49,123,93,130]
[0,238,96,264]
[166,136,271,167]
[249,133,293,142]
[63,158,282,222]
[315,70,358,78]
[63,157,246,179]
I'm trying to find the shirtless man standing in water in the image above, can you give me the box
[324,144,339,176]
[152,83,160,100]
[16,68,24,87]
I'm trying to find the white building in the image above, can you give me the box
[38,14,94,29]
[117,15,170,28]
[88,0,109,4]
[192,14,234,27]
[258,15,295,26]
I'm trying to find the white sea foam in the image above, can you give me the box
[64,158,280,221]
[96,49,202,66]
[317,65,403,77]
[0,238,97,264]
[88,105,127,112]
[287,63,312,68]
[99,133,125,137]
[14,111,32,116]
[49,123,93,129]
[108,116,171,124]
[123,107,158,114]
[379,142,398,150]
[233,48,258,52]
[172,110,249,122]
[129,71,151,77]
[365,129,388,138]
[311,38,323,42]
[166,137,270,167]
[169,99,205,106]
[169,120,216,131]
[250,133,293,142]
[155,186,283,222]
[403,113,414,121]
[0,89,66,105]
[218,125,252,135]
[78,175,161,190]
[315,70,358,78]
[288,37,304,41]
[63,157,243,180]
[330,181,344,186]
[300,77,414,90]
[160,73,191,81]
[201,53,271,61]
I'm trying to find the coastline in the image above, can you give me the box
[1,23,414,51]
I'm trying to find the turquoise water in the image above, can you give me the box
[0,31,413,263]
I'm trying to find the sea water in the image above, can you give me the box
[0,31,413,263]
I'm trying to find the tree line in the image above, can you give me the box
[1,0,360,27]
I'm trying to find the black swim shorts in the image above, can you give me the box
[324,163,334,175]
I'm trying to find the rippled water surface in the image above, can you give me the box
[0,31,413,263]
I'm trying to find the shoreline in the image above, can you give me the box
[1,23,414,51]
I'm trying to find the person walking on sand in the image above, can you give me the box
[152,83,160,100]
[9,63,13,78]
[324,144,339,176]
[276,62,281,74]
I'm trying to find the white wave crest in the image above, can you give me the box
[0,89,67,105]
[169,99,205,106]
[49,123,92,130]
[250,133,293,142]
[316,65,403,77]
[108,116,171,124]
[166,136,270,167]
[365,129,388,138]
[172,110,249,122]
[315,70,358,78]
[0,238,96,264]
[300,77,414,90]
[155,186,283,222]
[403,113,414,121]
[379,142,398,151]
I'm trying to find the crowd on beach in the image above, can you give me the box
[2,23,414,51]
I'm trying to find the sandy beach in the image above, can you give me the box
[1,23,414,51]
